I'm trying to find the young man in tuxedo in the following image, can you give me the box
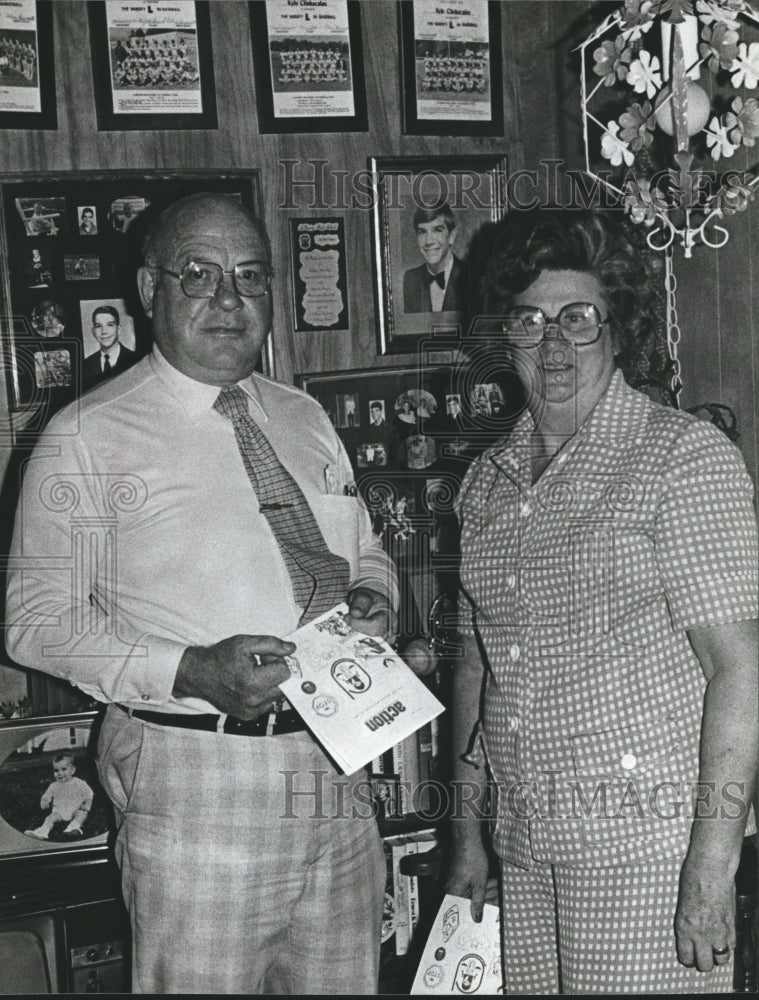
[402,202,464,314]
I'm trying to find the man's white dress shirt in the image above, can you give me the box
[6,348,397,714]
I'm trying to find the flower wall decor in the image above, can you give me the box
[580,0,759,257]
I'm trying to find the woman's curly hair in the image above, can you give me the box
[480,208,659,369]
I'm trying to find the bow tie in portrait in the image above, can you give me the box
[428,271,446,289]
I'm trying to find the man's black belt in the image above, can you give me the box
[129,707,306,736]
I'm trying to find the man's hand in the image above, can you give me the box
[173,635,295,720]
[345,587,397,643]
[675,851,736,972]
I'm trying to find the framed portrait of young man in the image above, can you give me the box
[370,154,508,355]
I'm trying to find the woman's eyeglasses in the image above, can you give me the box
[501,302,608,347]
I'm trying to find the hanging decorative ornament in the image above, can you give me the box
[579,0,759,258]
[653,80,711,135]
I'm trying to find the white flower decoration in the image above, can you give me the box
[627,51,662,99]
[705,115,738,160]
[730,42,759,89]
[619,0,657,43]
[620,21,654,44]
[696,0,743,30]
[601,121,635,166]
[620,6,655,45]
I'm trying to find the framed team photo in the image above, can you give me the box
[87,0,217,131]
[248,0,367,133]
[398,0,503,137]
[370,154,508,354]
[0,0,56,130]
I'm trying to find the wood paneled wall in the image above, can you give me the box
[0,0,589,389]
[674,204,759,487]
[0,0,589,693]
[2,0,754,463]
[0,0,756,694]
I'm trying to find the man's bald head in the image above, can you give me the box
[136,191,274,386]
[142,193,271,270]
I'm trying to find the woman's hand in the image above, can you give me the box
[677,619,758,972]
[445,834,491,923]
[400,637,439,677]
[675,850,736,972]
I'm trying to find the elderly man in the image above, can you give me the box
[6,194,397,994]
[83,305,137,388]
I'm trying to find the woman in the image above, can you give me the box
[395,396,417,424]
[447,209,758,994]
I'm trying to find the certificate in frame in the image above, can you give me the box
[0,0,56,131]
[249,0,368,134]
[398,0,503,137]
[289,217,350,333]
[87,0,217,131]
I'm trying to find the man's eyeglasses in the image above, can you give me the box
[156,260,273,299]
[501,302,608,347]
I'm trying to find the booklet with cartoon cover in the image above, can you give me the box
[280,604,444,775]
[410,894,503,995]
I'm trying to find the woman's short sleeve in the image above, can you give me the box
[655,420,758,630]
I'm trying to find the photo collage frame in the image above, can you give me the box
[0,171,264,421]
[299,362,475,643]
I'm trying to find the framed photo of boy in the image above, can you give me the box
[0,713,110,863]
[248,0,367,133]
[0,0,56,130]
[370,154,507,355]
[398,0,503,137]
[87,0,217,131]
